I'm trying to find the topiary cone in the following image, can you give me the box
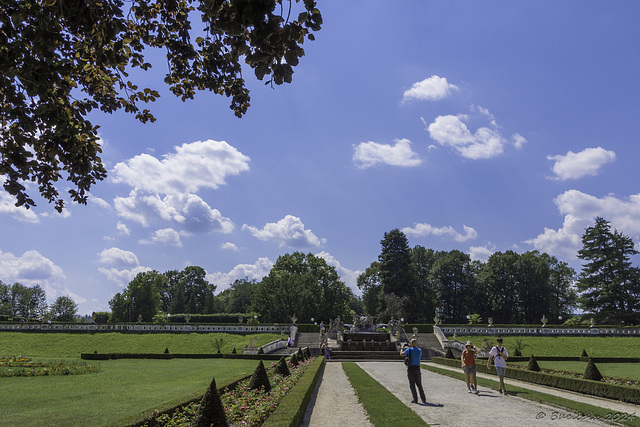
[191,377,228,427]
[290,352,299,367]
[527,354,541,372]
[248,360,271,393]
[583,359,603,381]
[581,349,588,358]
[514,348,523,357]
[274,356,291,376]
[232,347,237,354]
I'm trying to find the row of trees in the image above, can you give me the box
[5,217,638,326]
[109,254,359,324]
[359,217,640,325]
[0,281,78,321]
[358,229,577,324]
[109,266,217,322]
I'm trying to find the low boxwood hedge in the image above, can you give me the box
[432,357,640,404]
[81,353,284,361]
[262,356,325,427]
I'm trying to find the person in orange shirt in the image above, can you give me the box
[461,341,480,394]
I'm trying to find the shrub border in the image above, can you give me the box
[262,356,325,427]
[81,353,284,361]
[432,357,640,404]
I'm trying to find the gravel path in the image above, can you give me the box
[300,360,636,427]
[300,361,373,427]
[359,361,615,427]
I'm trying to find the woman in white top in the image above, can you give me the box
[487,337,509,395]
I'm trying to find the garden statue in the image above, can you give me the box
[488,317,494,327]
[291,314,298,325]
[541,315,548,327]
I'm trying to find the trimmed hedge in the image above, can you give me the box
[262,356,325,427]
[168,313,258,324]
[506,356,640,363]
[405,324,434,334]
[432,357,640,404]
[81,353,284,361]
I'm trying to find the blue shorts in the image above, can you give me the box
[495,367,506,376]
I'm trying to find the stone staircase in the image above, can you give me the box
[268,330,445,361]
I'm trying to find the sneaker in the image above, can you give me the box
[422,400,427,404]
[411,400,418,404]
[503,389,508,395]
[468,389,472,393]
[475,389,479,395]
[470,385,475,391]
[498,389,503,394]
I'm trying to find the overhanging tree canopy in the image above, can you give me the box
[0,0,322,211]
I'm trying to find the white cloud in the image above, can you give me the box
[221,242,239,251]
[402,223,478,242]
[89,196,111,209]
[97,247,150,287]
[512,133,527,150]
[116,222,131,236]
[0,249,67,299]
[402,75,459,102]
[468,245,495,262]
[427,114,507,159]
[242,215,326,248]
[315,251,362,293]
[526,190,640,258]
[111,139,250,194]
[547,147,616,180]
[97,247,140,269]
[114,191,234,233]
[353,138,422,168]
[0,177,39,223]
[140,228,182,247]
[98,266,152,287]
[207,257,274,292]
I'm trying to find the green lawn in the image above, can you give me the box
[342,362,428,427]
[450,335,640,357]
[507,360,640,381]
[0,332,283,426]
[0,358,260,427]
[0,332,281,357]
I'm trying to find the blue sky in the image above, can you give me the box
[2,1,640,315]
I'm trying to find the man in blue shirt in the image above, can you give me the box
[400,339,426,404]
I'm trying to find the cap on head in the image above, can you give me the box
[465,341,473,347]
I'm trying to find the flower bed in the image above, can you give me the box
[143,357,315,426]
[0,356,99,377]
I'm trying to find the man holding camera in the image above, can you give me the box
[400,339,426,404]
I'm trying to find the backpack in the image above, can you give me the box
[404,348,411,367]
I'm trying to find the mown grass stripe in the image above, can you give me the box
[422,364,640,427]
[342,362,429,427]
